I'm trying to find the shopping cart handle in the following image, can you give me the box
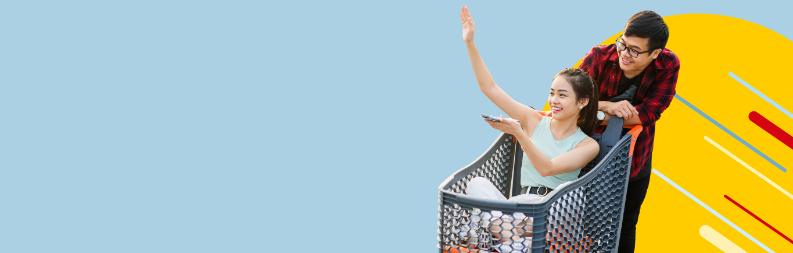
[624,123,642,157]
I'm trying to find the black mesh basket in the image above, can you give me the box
[438,119,639,253]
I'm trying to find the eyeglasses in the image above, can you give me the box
[615,37,652,58]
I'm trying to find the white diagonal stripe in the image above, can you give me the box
[729,72,793,120]
[704,135,793,201]
[700,224,748,253]
[652,168,774,253]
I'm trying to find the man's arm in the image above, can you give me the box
[600,112,641,125]
[599,57,680,126]
[599,100,639,120]
[633,61,680,127]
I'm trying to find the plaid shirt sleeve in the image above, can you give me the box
[578,47,602,81]
[634,57,680,127]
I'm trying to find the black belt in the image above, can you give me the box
[520,186,553,196]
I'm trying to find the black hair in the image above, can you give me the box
[624,10,669,51]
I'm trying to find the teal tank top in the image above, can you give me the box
[520,116,588,189]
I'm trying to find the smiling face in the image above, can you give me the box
[619,10,669,76]
[548,76,589,121]
[616,35,662,75]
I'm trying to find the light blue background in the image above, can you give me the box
[2,1,792,252]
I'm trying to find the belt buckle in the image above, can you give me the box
[537,187,549,196]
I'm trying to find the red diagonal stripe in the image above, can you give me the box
[749,111,793,150]
[724,194,793,245]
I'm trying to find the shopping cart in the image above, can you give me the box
[438,117,642,253]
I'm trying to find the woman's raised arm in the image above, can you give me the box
[461,5,540,126]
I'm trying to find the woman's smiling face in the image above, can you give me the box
[548,76,583,120]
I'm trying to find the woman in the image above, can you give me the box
[458,6,601,251]
[461,5,600,202]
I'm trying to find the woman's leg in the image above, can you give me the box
[466,177,536,250]
[508,193,543,203]
[465,177,508,200]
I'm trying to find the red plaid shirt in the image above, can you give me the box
[579,44,680,179]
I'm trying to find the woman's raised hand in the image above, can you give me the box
[461,5,475,43]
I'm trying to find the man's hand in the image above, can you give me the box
[602,100,638,118]
[461,5,475,43]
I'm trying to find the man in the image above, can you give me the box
[579,10,680,253]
